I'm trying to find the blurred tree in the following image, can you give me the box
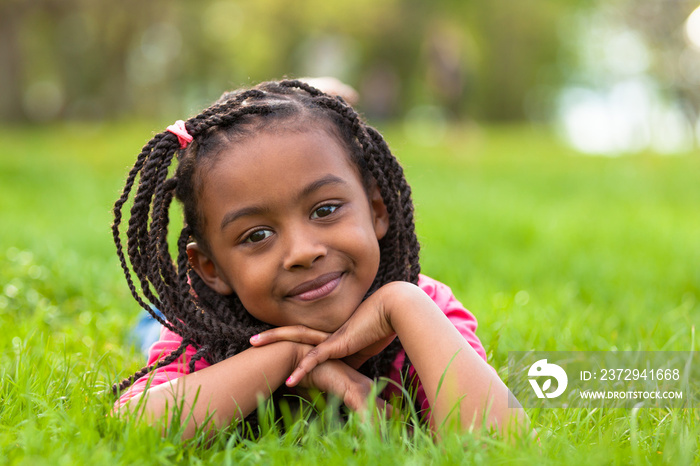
[0,0,600,122]
[619,0,700,123]
[553,0,700,152]
[0,0,72,121]
[462,1,569,120]
[0,1,25,121]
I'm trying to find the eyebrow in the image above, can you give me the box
[220,174,348,231]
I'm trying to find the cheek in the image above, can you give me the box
[349,224,382,276]
[223,255,271,302]
[230,272,277,325]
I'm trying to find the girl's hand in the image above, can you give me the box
[250,324,395,369]
[297,359,374,412]
[284,282,405,387]
[251,325,330,347]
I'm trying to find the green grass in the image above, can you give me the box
[1,121,698,464]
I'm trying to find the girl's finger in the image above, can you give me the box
[249,325,331,346]
[286,346,331,387]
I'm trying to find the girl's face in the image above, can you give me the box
[187,128,389,333]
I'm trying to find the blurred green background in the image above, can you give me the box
[4,0,700,154]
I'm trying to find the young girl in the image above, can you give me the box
[112,79,528,439]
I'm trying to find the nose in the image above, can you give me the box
[282,227,327,270]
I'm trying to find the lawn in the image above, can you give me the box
[0,121,698,464]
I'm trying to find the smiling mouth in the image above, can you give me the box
[287,272,343,302]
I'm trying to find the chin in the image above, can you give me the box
[308,321,342,333]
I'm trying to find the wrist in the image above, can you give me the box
[374,281,424,326]
[256,341,312,376]
[290,341,314,370]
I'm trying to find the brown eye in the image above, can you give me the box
[311,205,339,219]
[245,229,273,243]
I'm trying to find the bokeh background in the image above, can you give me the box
[5,0,700,154]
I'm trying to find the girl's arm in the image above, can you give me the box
[116,341,377,439]
[282,282,530,438]
[116,341,302,438]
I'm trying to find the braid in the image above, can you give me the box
[112,339,189,395]
[367,126,421,282]
[113,79,421,399]
[112,136,179,334]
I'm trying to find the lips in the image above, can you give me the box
[286,272,343,301]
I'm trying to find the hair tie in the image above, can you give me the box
[166,120,193,149]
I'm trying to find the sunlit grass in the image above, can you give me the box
[1,121,698,464]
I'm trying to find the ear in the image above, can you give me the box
[368,185,390,240]
[186,242,234,295]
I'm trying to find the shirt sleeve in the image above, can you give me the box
[383,274,491,415]
[115,326,211,408]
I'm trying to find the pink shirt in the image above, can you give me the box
[117,274,489,413]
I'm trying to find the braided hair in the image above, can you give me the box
[112,80,421,396]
